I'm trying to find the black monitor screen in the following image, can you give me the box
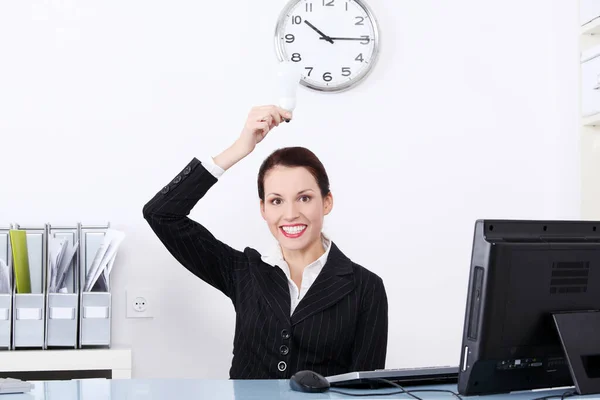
[458,220,600,396]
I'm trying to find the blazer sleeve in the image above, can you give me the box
[350,273,389,371]
[142,157,246,301]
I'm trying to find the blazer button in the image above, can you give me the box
[280,345,289,356]
[281,329,290,340]
[160,185,169,194]
[278,361,287,372]
[172,176,182,184]
[183,166,191,175]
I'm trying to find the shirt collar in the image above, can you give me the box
[262,234,332,269]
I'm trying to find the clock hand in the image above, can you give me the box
[319,36,370,41]
[304,20,334,44]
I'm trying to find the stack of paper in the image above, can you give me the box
[0,259,10,294]
[84,229,125,292]
[47,237,79,293]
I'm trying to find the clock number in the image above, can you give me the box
[355,16,365,25]
[342,67,351,77]
[355,53,364,62]
[291,53,302,62]
[323,72,333,82]
[360,35,370,45]
[305,67,314,77]
[323,0,334,6]
[345,2,348,11]
[292,15,302,24]
[306,3,313,12]
[285,34,295,43]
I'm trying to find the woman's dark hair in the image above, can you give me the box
[257,147,330,201]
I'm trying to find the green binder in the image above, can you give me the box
[9,230,31,294]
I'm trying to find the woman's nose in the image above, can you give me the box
[283,202,300,220]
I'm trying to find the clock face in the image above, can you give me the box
[274,0,380,92]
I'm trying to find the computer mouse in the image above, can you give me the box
[289,370,331,393]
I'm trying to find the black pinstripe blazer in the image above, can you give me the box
[142,157,389,379]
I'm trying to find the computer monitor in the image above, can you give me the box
[458,219,600,396]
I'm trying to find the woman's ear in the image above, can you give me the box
[260,200,266,220]
[323,192,333,216]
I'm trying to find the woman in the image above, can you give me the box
[143,105,388,379]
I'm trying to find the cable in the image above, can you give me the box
[329,379,421,398]
[531,389,577,400]
[407,388,463,400]
[328,378,464,399]
[328,378,576,400]
[561,390,577,400]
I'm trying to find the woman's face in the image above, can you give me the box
[260,166,333,252]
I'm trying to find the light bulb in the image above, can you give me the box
[276,61,301,112]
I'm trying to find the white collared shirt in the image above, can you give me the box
[261,235,331,315]
[202,156,331,315]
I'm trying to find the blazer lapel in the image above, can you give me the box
[291,243,355,326]
[251,258,291,324]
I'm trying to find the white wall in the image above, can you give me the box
[0,0,580,378]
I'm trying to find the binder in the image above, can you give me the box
[45,224,79,349]
[0,228,13,350]
[79,224,112,348]
[11,224,46,349]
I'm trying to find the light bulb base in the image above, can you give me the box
[279,97,296,112]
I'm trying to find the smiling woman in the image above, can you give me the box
[142,105,388,380]
[257,148,334,308]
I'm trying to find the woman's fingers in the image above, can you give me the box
[254,105,292,126]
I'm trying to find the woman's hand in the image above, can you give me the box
[213,105,292,171]
[236,105,292,155]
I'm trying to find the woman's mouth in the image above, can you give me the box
[280,224,307,239]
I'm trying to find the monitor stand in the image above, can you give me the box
[553,311,600,395]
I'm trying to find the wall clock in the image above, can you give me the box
[274,0,380,93]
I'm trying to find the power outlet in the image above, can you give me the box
[133,297,147,312]
[126,288,154,318]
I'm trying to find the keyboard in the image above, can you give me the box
[0,377,34,394]
[326,365,459,388]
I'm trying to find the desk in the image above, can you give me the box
[0,348,132,381]
[7,379,600,400]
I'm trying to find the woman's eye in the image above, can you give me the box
[299,195,311,203]
[271,198,282,205]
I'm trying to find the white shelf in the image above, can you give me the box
[582,18,600,36]
[0,347,132,379]
[582,113,600,127]
[580,2,600,220]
